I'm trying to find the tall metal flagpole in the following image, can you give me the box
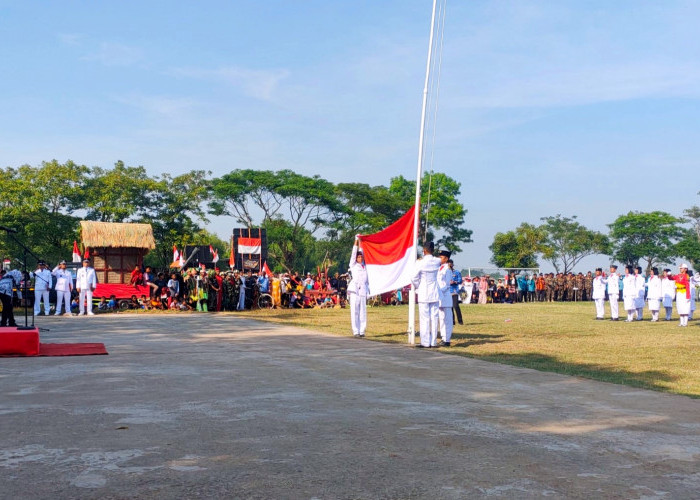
[408,0,439,344]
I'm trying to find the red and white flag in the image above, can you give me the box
[359,205,417,297]
[173,245,180,263]
[209,245,219,263]
[72,241,82,263]
[84,246,90,260]
[238,237,261,255]
[261,261,272,276]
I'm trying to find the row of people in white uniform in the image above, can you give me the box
[31,259,98,316]
[591,264,698,325]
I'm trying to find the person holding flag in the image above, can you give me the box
[347,236,369,338]
[412,241,441,348]
[437,250,454,347]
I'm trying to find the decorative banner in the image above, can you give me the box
[242,258,259,270]
[238,237,261,255]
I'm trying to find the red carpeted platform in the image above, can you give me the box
[0,327,40,356]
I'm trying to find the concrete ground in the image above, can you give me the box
[0,314,698,499]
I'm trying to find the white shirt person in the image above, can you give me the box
[347,237,370,337]
[411,241,441,348]
[75,259,97,316]
[52,260,74,316]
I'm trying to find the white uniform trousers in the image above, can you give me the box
[55,291,71,315]
[79,289,93,314]
[439,306,453,342]
[349,293,367,335]
[608,294,619,319]
[418,302,439,347]
[594,299,605,319]
[34,290,50,315]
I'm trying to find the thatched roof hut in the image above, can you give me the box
[80,221,156,284]
[80,221,155,250]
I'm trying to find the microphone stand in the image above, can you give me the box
[1,229,48,331]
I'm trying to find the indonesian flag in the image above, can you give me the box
[238,237,261,255]
[72,241,82,263]
[209,245,219,263]
[173,245,180,263]
[261,261,272,276]
[359,205,417,297]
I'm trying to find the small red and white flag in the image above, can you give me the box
[261,261,272,276]
[238,237,261,255]
[72,241,82,263]
[359,205,417,297]
[84,246,90,260]
[209,245,219,263]
[173,245,180,263]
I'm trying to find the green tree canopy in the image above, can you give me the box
[608,211,685,270]
[539,215,610,273]
[489,223,546,269]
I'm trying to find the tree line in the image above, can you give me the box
[0,160,472,273]
[490,208,700,273]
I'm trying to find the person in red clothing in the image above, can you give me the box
[213,268,224,311]
[669,264,691,327]
[129,265,143,286]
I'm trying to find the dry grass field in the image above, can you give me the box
[238,301,700,398]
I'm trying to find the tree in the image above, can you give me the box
[489,223,546,269]
[676,196,700,268]
[539,215,610,273]
[388,172,472,253]
[608,211,685,271]
[83,161,157,222]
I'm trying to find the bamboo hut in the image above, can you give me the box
[80,221,156,284]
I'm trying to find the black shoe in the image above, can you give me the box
[442,342,451,347]
[595,317,603,320]
[416,345,429,348]
[611,318,618,321]
[359,334,365,338]
[458,322,463,325]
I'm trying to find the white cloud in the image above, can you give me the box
[57,33,82,46]
[83,42,144,67]
[171,65,290,101]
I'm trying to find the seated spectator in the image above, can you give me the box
[130,294,140,309]
[97,297,109,311]
[108,294,117,310]
[139,294,149,309]
[169,297,180,310]
[289,291,302,309]
[70,297,79,313]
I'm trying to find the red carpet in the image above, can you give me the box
[38,343,108,356]
[0,342,108,357]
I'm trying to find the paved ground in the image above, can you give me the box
[1,314,698,499]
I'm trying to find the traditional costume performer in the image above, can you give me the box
[670,264,691,327]
[347,238,369,337]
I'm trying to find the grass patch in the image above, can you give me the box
[239,302,700,398]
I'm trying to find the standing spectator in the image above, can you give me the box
[0,268,22,327]
[584,271,594,301]
[517,274,528,303]
[52,260,73,316]
[448,259,463,325]
[527,275,536,302]
[478,275,488,304]
[195,270,209,312]
[76,258,97,316]
[167,273,180,303]
[237,270,247,310]
[535,274,546,302]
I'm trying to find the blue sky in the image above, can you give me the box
[2,1,699,271]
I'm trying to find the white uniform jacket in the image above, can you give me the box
[347,245,370,297]
[661,277,676,307]
[52,267,73,292]
[592,276,606,300]
[634,275,646,308]
[412,254,441,303]
[76,267,97,291]
[437,263,453,308]
[606,273,620,296]
[32,268,53,291]
[646,276,662,301]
